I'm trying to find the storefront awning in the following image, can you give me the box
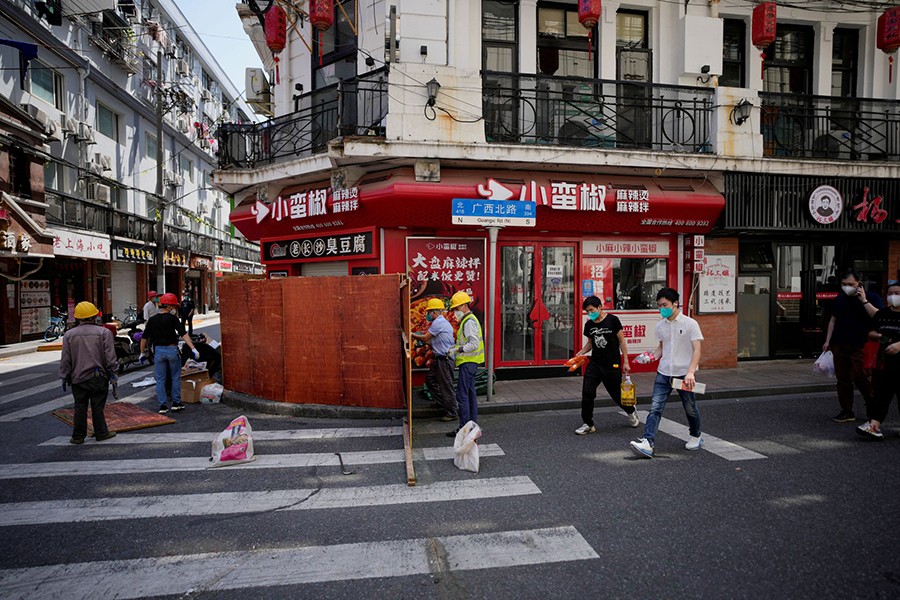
[230,168,725,242]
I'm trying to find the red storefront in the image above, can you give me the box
[231,168,725,373]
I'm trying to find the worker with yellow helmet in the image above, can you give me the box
[58,301,119,444]
[446,290,485,437]
[411,297,457,422]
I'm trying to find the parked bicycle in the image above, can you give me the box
[120,302,139,327]
[43,308,69,342]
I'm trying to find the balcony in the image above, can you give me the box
[482,72,714,154]
[217,68,388,170]
[46,190,111,232]
[760,93,900,162]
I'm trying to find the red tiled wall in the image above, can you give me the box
[693,237,738,369]
[889,240,900,283]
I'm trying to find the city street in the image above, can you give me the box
[0,324,898,599]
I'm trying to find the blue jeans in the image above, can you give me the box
[457,362,479,426]
[154,346,182,407]
[642,372,701,445]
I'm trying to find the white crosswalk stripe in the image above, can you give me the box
[0,526,597,599]
[0,476,542,526]
[0,444,506,479]
[39,426,404,445]
[639,411,768,461]
[0,372,44,387]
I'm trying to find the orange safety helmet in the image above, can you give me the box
[159,293,179,306]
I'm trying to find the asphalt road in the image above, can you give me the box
[0,323,898,599]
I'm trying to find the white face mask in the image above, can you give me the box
[454,310,465,321]
[842,285,858,296]
[888,294,900,308]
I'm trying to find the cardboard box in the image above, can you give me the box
[180,369,213,404]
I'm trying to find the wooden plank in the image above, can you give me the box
[219,279,251,394]
[248,279,285,402]
[403,416,416,487]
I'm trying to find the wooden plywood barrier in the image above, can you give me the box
[220,274,405,409]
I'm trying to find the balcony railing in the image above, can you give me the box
[482,72,714,154]
[46,191,111,233]
[218,68,388,170]
[760,93,900,162]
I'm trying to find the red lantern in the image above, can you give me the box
[264,5,287,54]
[578,0,601,30]
[877,7,900,83]
[309,0,334,31]
[752,2,777,80]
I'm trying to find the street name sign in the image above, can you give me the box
[452,198,536,227]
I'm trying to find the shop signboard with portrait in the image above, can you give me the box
[406,237,486,370]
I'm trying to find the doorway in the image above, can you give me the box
[500,242,577,366]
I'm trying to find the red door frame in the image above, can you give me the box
[495,238,580,368]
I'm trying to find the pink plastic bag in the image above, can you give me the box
[210,416,255,467]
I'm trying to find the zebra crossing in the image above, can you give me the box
[0,417,600,598]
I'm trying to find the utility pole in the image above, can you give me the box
[155,48,166,293]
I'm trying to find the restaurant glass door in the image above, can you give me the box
[500,243,576,365]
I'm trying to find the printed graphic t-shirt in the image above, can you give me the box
[583,313,623,368]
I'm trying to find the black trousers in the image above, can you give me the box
[868,368,900,423]
[581,362,634,427]
[71,375,110,440]
[181,314,193,335]
[426,356,457,417]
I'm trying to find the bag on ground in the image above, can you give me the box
[453,420,482,473]
[200,382,224,403]
[813,351,835,377]
[210,415,255,467]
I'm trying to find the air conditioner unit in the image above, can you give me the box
[245,67,272,109]
[199,137,210,150]
[808,130,852,160]
[95,153,112,172]
[174,212,187,227]
[164,168,176,186]
[175,59,190,77]
[174,174,184,187]
[176,116,190,133]
[60,114,78,135]
[87,161,103,176]
[197,202,207,214]
[76,122,95,144]
[87,182,110,203]
[201,89,212,102]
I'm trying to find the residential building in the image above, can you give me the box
[0,0,260,343]
[214,0,900,371]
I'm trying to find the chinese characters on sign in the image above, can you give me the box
[251,187,360,224]
[263,230,375,262]
[113,243,154,264]
[49,228,111,260]
[1,230,32,253]
[852,187,889,224]
[699,255,736,313]
[614,188,650,213]
[583,239,670,258]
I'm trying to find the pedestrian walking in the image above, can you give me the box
[573,295,638,435]
[412,298,458,422]
[446,291,484,437]
[58,301,118,445]
[629,287,703,459]
[822,268,882,423]
[180,290,196,336]
[856,280,900,440]
[141,293,200,414]
[142,291,159,323]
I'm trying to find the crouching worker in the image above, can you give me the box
[59,302,118,444]
[142,293,200,414]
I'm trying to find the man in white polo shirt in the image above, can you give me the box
[630,287,703,458]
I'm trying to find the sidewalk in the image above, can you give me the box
[224,358,835,419]
[0,312,221,360]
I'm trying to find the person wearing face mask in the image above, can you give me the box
[822,268,882,423]
[572,296,637,435]
[411,298,457,422]
[630,287,703,459]
[445,291,484,437]
[856,281,900,439]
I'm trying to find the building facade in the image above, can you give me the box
[0,0,262,343]
[214,0,900,372]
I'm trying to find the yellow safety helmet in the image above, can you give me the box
[449,291,472,310]
[425,298,445,311]
[74,301,99,320]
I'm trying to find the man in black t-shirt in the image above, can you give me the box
[572,295,637,435]
[857,281,900,439]
[141,293,200,414]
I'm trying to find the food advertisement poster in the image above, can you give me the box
[19,280,51,335]
[406,237,486,369]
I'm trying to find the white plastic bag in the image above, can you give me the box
[813,351,835,377]
[200,383,224,403]
[210,415,255,467]
[453,420,482,473]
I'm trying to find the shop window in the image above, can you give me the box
[583,256,667,310]
[763,25,814,95]
[537,3,594,78]
[96,102,119,142]
[29,60,64,110]
[721,19,746,88]
[739,242,775,271]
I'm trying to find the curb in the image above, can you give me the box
[222,382,836,420]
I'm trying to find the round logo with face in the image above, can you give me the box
[809,185,842,225]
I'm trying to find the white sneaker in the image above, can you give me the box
[575,424,596,435]
[629,438,653,458]
[685,435,704,451]
[626,411,640,428]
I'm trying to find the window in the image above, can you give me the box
[582,256,668,310]
[144,132,158,158]
[202,69,213,91]
[312,0,357,89]
[180,155,193,182]
[616,11,647,47]
[30,61,63,110]
[9,150,32,199]
[483,1,518,142]
[763,25,814,94]
[146,193,159,219]
[537,3,594,78]
[44,161,57,191]
[832,28,858,98]
[96,103,119,141]
[616,10,651,82]
[721,19,746,88]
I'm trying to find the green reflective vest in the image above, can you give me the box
[455,312,485,367]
